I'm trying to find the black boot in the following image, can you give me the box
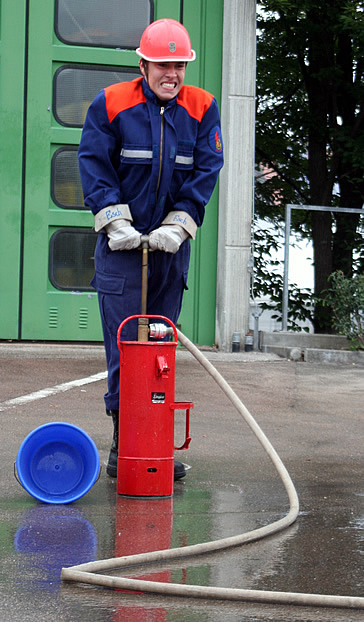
[174,461,187,480]
[106,409,118,478]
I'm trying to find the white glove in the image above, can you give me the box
[149,225,189,253]
[105,219,141,251]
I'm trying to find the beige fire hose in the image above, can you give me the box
[62,238,363,609]
[61,326,364,610]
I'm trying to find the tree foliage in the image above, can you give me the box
[255,0,364,332]
[323,271,364,349]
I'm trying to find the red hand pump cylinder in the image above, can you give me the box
[117,315,192,497]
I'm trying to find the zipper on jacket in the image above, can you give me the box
[156,106,164,196]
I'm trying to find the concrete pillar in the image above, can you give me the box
[216,0,256,351]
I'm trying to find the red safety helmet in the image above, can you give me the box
[136,18,196,62]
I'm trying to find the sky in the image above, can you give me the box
[284,237,314,290]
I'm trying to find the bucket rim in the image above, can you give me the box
[15,422,100,504]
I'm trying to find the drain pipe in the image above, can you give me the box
[62,330,364,610]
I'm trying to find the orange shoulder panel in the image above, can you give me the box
[104,77,145,123]
[177,85,214,122]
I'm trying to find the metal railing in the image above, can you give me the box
[282,204,363,331]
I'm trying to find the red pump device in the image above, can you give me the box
[116,314,193,497]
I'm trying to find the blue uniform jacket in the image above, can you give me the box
[78,76,224,233]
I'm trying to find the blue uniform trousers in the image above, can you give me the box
[91,233,190,411]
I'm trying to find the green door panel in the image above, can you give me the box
[178,0,223,345]
[21,0,160,341]
[0,0,27,338]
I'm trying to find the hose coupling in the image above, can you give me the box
[149,323,174,339]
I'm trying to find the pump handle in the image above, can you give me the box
[140,235,149,321]
[140,234,149,248]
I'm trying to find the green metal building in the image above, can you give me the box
[0,0,225,345]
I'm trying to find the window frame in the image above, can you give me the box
[54,0,154,49]
[49,227,98,291]
[52,63,141,127]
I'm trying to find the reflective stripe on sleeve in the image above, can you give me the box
[120,148,153,159]
[175,155,194,165]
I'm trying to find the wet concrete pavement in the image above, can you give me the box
[0,342,363,621]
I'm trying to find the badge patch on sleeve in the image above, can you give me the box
[209,126,223,153]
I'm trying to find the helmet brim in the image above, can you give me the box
[136,48,196,62]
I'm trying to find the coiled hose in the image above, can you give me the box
[61,329,364,610]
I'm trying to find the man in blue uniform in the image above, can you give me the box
[78,18,224,479]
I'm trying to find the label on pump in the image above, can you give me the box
[151,392,165,404]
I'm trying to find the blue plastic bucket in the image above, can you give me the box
[15,422,100,504]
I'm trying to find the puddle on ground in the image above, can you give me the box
[0,476,362,622]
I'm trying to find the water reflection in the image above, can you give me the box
[100,495,175,622]
[14,505,97,591]
[11,475,362,620]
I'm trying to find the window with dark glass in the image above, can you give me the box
[53,65,141,127]
[51,147,85,209]
[55,0,153,48]
[49,229,97,291]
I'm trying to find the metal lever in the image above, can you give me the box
[138,235,150,342]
